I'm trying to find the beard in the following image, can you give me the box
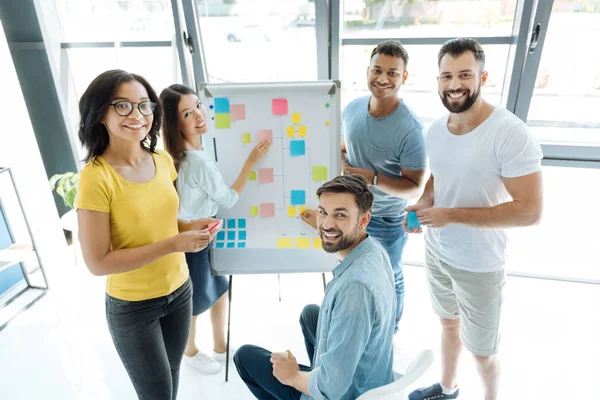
[320,226,359,254]
[440,84,481,113]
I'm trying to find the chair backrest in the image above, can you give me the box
[356,349,435,400]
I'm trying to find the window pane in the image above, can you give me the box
[405,166,600,282]
[56,1,174,41]
[527,1,600,144]
[196,0,317,82]
[341,45,510,123]
[343,0,518,38]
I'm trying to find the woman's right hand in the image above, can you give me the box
[173,230,213,253]
[247,140,271,165]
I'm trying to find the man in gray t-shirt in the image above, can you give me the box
[303,41,427,332]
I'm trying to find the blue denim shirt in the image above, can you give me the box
[301,236,396,400]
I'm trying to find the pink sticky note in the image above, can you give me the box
[272,98,288,115]
[260,203,275,218]
[258,129,273,143]
[258,168,274,184]
[230,104,246,121]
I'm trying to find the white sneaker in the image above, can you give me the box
[212,346,237,362]
[184,351,221,374]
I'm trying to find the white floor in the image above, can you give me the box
[1,252,599,400]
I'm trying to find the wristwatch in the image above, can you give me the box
[371,172,378,186]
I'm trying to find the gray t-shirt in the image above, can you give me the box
[343,96,427,217]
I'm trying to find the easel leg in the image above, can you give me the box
[278,274,281,302]
[225,275,233,382]
[322,273,327,293]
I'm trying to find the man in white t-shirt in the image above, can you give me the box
[406,38,543,400]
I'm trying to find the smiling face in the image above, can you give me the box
[317,192,370,255]
[367,53,408,100]
[101,80,153,143]
[177,94,207,141]
[438,51,488,113]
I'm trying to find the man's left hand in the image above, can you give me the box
[417,208,453,228]
[271,351,299,386]
[343,167,374,185]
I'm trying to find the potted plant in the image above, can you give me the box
[49,172,79,241]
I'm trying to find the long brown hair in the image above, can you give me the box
[159,84,197,171]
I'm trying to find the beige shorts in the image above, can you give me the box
[425,249,505,356]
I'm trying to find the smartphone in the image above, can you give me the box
[207,219,223,233]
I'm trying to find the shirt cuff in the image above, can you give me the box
[307,367,321,400]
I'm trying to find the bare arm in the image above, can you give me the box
[418,172,543,229]
[448,172,543,228]
[231,140,270,195]
[341,136,351,171]
[78,209,211,276]
[373,168,426,199]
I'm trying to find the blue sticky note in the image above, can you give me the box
[216,242,224,249]
[290,140,305,156]
[216,231,225,241]
[239,231,247,241]
[227,231,235,241]
[291,190,306,205]
[227,219,236,229]
[407,211,421,230]
[227,242,235,248]
[238,242,246,248]
[238,219,246,229]
[214,98,230,113]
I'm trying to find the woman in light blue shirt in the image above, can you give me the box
[160,84,270,374]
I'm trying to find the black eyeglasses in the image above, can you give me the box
[109,101,156,117]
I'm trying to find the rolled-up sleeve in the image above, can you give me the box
[307,282,376,400]
[190,156,239,208]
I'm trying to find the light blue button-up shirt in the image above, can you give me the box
[301,236,396,400]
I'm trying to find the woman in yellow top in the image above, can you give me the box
[76,69,216,400]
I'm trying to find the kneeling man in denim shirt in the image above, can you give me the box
[234,174,396,400]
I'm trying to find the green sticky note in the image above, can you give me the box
[249,170,257,181]
[312,166,328,181]
[250,205,259,217]
[243,133,251,144]
[215,113,231,129]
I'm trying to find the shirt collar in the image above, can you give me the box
[332,235,374,278]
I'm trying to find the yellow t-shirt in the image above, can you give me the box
[76,150,188,301]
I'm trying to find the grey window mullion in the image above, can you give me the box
[315,0,330,80]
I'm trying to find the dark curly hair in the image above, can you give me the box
[78,69,163,163]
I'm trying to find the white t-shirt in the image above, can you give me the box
[177,150,239,221]
[424,107,543,272]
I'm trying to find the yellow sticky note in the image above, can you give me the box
[288,206,297,217]
[324,121,330,126]
[250,206,259,217]
[277,238,293,248]
[286,126,295,137]
[298,126,307,137]
[313,238,322,249]
[243,133,251,144]
[215,113,231,129]
[299,206,307,214]
[296,238,310,249]
[312,166,328,181]
[249,170,257,181]
[292,113,301,124]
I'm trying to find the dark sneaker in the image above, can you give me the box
[409,383,460,400]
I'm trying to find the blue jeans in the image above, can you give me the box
[234,304,319,400]
[367,216,408,332]
[105,278,192,400]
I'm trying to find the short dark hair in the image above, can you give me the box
[78,69,163,163]
[370,40,409,69]
[438,38,485,70]
[316,175,374,214]
[159,84,197,172]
